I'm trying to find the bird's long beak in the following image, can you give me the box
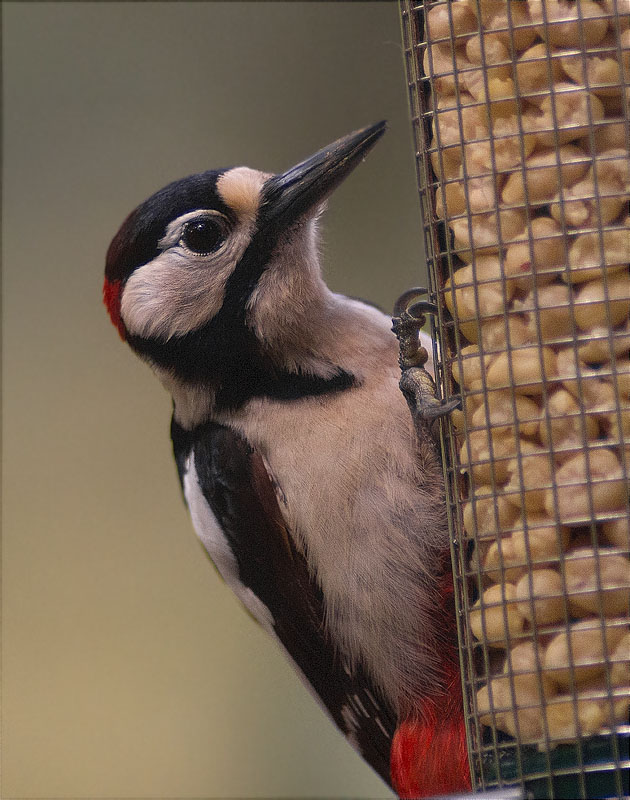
[260,121,387,230]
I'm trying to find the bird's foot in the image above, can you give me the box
[392,288,461,424]
[392,287,435,372]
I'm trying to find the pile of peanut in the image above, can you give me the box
[423,0,630,746]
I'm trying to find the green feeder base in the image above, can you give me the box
[481,732,629,799]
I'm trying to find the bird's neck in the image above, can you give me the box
[158,292,394,431]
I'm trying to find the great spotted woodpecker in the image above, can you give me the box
[103,122,469,796]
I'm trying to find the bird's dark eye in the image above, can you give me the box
[181,217,225,255]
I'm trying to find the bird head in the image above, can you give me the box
[103,121,386,406]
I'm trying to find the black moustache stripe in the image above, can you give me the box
[129,321,356,410]
[128,218,357,410]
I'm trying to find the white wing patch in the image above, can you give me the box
[182,455,275,634]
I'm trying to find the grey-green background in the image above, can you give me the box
[3,2,427,797]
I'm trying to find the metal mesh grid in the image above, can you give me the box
[400,1,630,797]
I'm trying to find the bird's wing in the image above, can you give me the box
[171,417,396,786]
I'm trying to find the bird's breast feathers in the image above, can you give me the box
[173,416,397,784]
[176,321,448,715]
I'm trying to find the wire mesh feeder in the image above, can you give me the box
[400,1,630,797]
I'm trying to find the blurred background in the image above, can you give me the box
[3,2,426,797]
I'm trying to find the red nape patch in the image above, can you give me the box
[103,278,126,341]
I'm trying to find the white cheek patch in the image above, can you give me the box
[183,456,275,634]
[119,168,270,343]
[216,167,269,222]
[119,225,252,341]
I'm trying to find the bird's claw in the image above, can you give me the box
[415,392,462,421]
[391,288,434,372]
[392,289,459,427]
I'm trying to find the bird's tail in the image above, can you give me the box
[390,573,471,798]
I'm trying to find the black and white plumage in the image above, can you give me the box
[170,416,396,782]
[104,123,454,789]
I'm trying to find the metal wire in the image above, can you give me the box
[400,1,630,797]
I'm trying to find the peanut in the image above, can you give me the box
[564,547,630,616]
[515,568,567,625]
[516,283,575,343]
[545,695,610,742]
[451,344,487,390]
[546,447,627,524]
[423,40,469,95]
[444,258,514,322]
[527,0,609,48]
[533,84,605,147]
[543,618,628,687]
[471,391,541,438]
[573,272,630,330]
[463,313,534,351]
[451,207,527,258]
[602,517,630,549]
[463,488,520,540]
[486,345,556,393]
[502,145,590,206]
[478,672,554,742]
[503,216,566,291]
[509,515,571,565]
[515,43,565,102]
[566,221,630,285]
[459,428,518,485]
[470,583,527,648]
[539,388,600,453]
[550,149,630,228]
[505,443,555,513]
[426,0,478,42]
[560,34,630,97]
[472,0,537,51]
[578,320,630,364]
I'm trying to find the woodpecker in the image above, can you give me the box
[103,122,470,796]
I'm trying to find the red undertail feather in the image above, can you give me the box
[391,573,471,798]
[390,674,470,797]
